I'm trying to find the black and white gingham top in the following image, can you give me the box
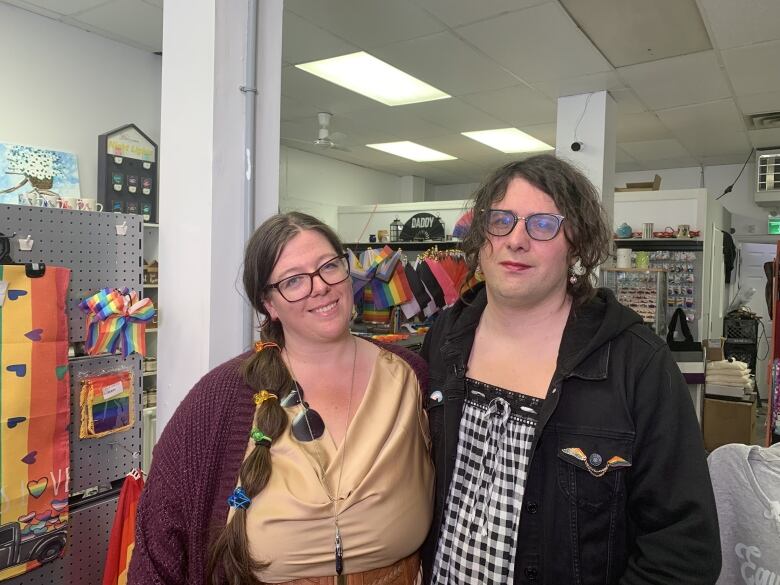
[431,378,543,584]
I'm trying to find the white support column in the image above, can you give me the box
[157,0,282,434]
[555,91,616,230]
[400,175,426,203]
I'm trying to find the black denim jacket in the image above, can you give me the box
[420,285,721,585]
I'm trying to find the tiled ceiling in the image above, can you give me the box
[6,0,780,184]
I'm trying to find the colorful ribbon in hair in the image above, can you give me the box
[79,288,156,357]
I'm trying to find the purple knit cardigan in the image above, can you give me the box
[128,343,428,585]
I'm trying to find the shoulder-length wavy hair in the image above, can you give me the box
[461,154,611,305]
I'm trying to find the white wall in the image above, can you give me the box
[426,182,480,202]
[280,145,405,227]
[616,163,768,235]
[0,3,162,197]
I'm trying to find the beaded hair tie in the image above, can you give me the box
[250,427,272,447]
[227,487,251,510]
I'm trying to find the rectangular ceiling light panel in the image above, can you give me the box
[366,141,457,162]
[462,128,553,153]
[296,51,450,106]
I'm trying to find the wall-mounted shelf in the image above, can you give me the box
[614,238,703,252]
[343,240,461,252]
[143,284,159,288]
[146,328,158,333]
[143,370,157,377]
[143,223,159,228]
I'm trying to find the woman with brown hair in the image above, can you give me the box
[420,154,720,584]
[128,212,433,585]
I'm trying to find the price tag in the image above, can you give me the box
[102,381,125,400]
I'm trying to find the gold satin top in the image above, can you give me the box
[233,349,434,583]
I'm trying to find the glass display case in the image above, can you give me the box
[601,268,668,336]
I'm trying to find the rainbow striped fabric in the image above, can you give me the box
[102,473,144,585]
[80,288,155,358]
[0,265,70,581]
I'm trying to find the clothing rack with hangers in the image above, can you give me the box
[1,203,144,585]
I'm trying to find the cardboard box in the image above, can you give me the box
[703,338,725,362]
[615,174,662,192]
[703,396,756,451]
[705,383,747,399]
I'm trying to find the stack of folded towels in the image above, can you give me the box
[705,359,753,397]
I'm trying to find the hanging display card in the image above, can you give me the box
[79,370,134,439]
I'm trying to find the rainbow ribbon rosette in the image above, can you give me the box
[79,288,155,357]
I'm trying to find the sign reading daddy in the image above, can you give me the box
[400,213,445,241]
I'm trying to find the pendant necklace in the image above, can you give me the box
[285,336,357,578]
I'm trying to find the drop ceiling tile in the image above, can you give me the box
[460,85,556,126]
[619,139,691,161]
[71,0,162,51]
[282,11,358,64]
[280,96,319,121]
[372,32,519,96]
[698,0,780,50]
[346,107,451,141]
[657,100,751,157]
[700,153,754,166]
[456,2,612,83]
[609,89,648,114]
[616,146,638,165]
[616,112,674,142]
[749,128,780,149]
[282,66,381,114]
[518,123,557,148]
[616,162,645,172]
[737,92,780,115]
[560,0,711,67]
[722,40,780,96]
[284,0,445,49]
[617,51,731,110]
[411,0,548,28]
[6,0,111,15]
[402,99,506,132]
[533,71,625,100]
[642,157,702,170]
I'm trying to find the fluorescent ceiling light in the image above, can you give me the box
[366,141,457,162]
[462,128,553,153]
[296,51,450,106]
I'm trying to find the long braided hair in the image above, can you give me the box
[206,212,346,585]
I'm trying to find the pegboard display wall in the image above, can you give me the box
[4,493,119,585]
[69,354,143,494]
[1,204,143,342]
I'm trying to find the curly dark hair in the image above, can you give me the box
[461,154,611,305]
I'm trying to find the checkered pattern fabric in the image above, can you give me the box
[431,378,541,585]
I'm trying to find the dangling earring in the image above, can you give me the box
[569,267,578,285]
[475,262,483,276]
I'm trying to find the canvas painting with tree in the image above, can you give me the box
[0,143,81,205]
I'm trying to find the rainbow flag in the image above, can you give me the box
[0,265,70,581]
[102,473,144,585]
[370,262,413,309]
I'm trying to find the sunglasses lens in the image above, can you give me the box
[292,408,325,442]
[280,387,301,408]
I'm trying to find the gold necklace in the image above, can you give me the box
[285,336,357,577]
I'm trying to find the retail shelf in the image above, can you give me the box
[145,328,158,333]
[614,238,703,252]
[343,240,461,251]
[143,284,159,288]
[143,223,159,228]
[143,370,157,377]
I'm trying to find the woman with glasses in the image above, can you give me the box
[419,155,720,585]
[130,212,433,585]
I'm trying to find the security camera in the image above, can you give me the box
[570,141,583,152]
[770,208,779,217]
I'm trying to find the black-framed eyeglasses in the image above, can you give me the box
[482,209,565,240]
[280,382,325,442]
[266,253,350,302]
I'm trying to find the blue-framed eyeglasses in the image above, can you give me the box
[482,209,565,241]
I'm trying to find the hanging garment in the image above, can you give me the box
[0,265,70,582]
[103,472,145,585]
[723,232,736,284]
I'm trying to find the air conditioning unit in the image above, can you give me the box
[755,147,780,209]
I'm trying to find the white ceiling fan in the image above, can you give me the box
[284,112,351,152]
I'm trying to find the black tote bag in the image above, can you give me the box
[666,307,703,361]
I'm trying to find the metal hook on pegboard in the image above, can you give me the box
[109,441,140,460]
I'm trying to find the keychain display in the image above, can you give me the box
[79,369,134,439]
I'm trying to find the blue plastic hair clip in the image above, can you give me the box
[227,486,251,510]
